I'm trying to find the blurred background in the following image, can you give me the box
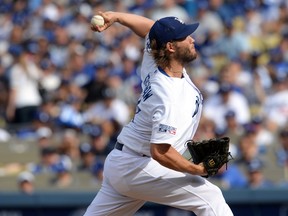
[0,0,287,215]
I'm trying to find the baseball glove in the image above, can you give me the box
[185,137,232,177]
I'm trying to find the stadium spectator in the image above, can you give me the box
[245,158,274,189]
[194,0,224,47]
[243,0,263,38]
[85,124,109,157]
[56,82,86,130]
[0,59,9,122]
[57,129,81,161]
[6,41,43,125]
[38,57,61,100]
[36,126,53,150]
[193,116,216,140]
[77,142,96,172]
[0,59,10,141]
[57,96,85,129]
[110,54,142,107]
[77,142,104,184]
[82,63,111,105]
[275,126,288,187]
[83,86,130,126]
[208,0,235,23]
[150,0,190,22]
[223,110,245,146]
[262,76,288,132]
[203,82,251,131]
[50,155,74,188]
[28,146,72,175]
[235,127,262,164]
[128,0,154,16]
[218,60,253,96]
[33,97,58,130]
[210,163,248,189]
[250,116,275,153]
[90,159,104,185]
[275,126,288,167]
[17,171,35,194]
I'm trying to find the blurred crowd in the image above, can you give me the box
[0,0,288,193]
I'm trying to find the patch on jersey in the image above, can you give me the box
[158,124,177,135]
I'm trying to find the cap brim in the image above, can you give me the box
[175,23,199,40]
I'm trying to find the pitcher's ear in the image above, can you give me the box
[166,42,176,53]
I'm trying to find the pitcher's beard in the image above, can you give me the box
[174,46,197,65]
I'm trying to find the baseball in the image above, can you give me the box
[91,15,105,27]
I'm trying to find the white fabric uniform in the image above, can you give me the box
[9,63,42,108]
[84,36,233,216]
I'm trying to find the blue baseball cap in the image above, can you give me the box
[248,158,264,173]
[149,17,199,48]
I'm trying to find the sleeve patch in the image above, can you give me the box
[158,124,177,135]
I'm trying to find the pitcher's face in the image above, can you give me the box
[173,36,197,64]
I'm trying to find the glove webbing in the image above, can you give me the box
[224,152,234,170]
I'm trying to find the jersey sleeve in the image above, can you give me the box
[140,35,157,82]
[149,86,180,145]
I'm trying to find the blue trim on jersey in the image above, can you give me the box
[158,66,184,78]
[158,67,170,77]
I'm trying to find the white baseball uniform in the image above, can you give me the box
[84,36,233,216]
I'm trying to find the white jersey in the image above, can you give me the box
[9,63,42,108]
[117,36,203,157]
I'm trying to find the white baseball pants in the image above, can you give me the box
[84,148,234,216]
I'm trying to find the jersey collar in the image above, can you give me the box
[158,66,184,78]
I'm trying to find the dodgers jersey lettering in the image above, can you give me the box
[117,36,203,156]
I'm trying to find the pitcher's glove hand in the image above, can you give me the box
[185,137,233,177]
